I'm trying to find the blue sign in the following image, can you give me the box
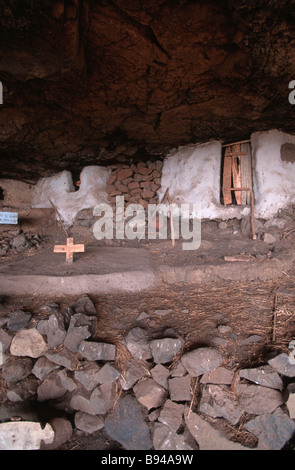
[0,212,18,224]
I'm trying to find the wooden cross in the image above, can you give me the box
[54,237,85,262]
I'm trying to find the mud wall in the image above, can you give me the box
[3,130,295,226]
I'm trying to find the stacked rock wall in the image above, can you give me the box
[106,160,163,209]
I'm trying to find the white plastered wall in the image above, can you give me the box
[31,166,111,226]
[158,140,250,220]
[30,130,295,226]
[158,130,295,221]
[251,130,295,219]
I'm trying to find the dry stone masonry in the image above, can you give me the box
[1,294,295,450]
[106,160,163,209]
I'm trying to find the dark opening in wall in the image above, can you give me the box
[0,187,4,200]
[72,171,81,191]
[281,143,295,163]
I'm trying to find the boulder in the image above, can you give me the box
[79,340,116,361]
[168,375,191,402]
[151,364,170,389]
[2,357,33,383]
[133,378,167,410]
[7,310,31,332]
[153,422,194,451]
[238,365,283,390]
[123,327,152,360]
[104,394,152,451]
[74,363,101,391]
[37,313,66,348]
[199,384,244,425]
[158,400,184,432]
[185,410,249,450]
[149,337,184,364]
[245,412,295,450]
[10,328,48,358]
[74,411,104,434]
[119,358,150,390]
[181,347,223,377]
[235,383,284,414]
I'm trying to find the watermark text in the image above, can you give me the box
[93,196,201,251]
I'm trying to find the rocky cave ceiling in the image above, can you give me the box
[0,0,295,181]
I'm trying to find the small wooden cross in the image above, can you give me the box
[53,237,85,262]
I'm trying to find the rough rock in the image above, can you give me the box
[104,394,152,451]
[79,341,116,362]
[7,310,31,332]
[268,353,295,377]
[37,313,66,348]
[152,422,194,451]
[133,378,167,410]
[0,329,13,353]
[123,327,152,360]
[238,365,283,390]
[1,1,295,181]
[89,383,116,415]
[10,328,48,358]
[199,385,244,425]
[235,383,284,414]
[2,357,33,383]
[94,363,120,384]
[153,309,173,316]
[57,369,76,392]
[6,376,39,402]
[244,413,295,450]
[149,337,184,364]
[168,375,191,402]
[74,411,104,434]
[120,358,151,390]
[263,233,277,244]
[31,356,60,381]
[185,410,249,450]
[158,400,184,432]
[181,347,223,377]
[286,385,295,419]
[239,335,263,345]
[65,294,97,317]
[70,392,96,416]
[11,235,27,249]
[170,361,187,377]
[200,366,235,385]
[37,371,68,402]
[63,314,92,352]
[45,348,80,371]
[151,364,170,389]
[74,363,101,391]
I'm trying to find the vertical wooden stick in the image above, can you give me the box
[161,188,175,247]
[272,291,278,343]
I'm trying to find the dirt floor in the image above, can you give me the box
[1,208,295,449]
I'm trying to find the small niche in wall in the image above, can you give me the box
[220,140,253,206]
[0,187,4,201]
[281,143,295,163]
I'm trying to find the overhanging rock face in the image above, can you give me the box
[0,0,295,179]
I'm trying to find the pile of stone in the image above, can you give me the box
[0,229,43,257]
[106,160,163,209]
[1,294,295,450]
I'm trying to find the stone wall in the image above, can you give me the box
[106,160,163,209]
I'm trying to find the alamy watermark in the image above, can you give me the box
[92,196,201,251]
[289,80,295,104]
